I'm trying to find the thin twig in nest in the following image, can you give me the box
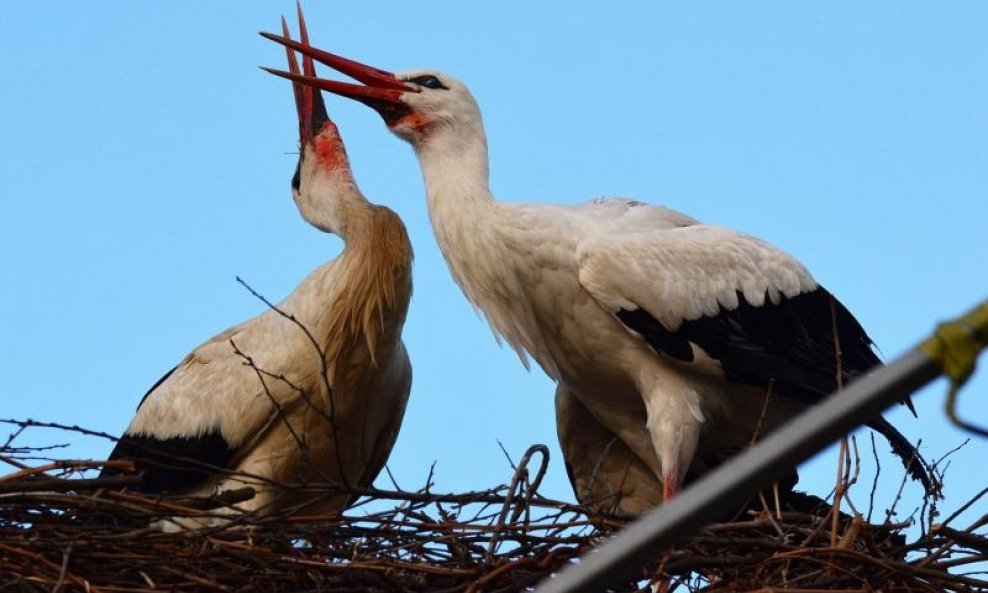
[2,420,986,593]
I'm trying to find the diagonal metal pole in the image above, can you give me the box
[536,299,988,593]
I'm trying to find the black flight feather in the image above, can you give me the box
[101,366,237,494]
[104,431,236,494]
[617,286,935,494]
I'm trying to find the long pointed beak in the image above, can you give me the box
[262,65,408,105]
[280,7,328,150]
[260,25,416,122]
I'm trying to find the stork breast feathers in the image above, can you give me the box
[577,225,818,331]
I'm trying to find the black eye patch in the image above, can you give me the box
[408,74,447,90]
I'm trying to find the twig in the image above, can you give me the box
[235,276,351,487]
[867,432,880,524]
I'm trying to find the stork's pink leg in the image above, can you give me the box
[652,573,672,593]
[655,473,679,593]
[662,470,679,501]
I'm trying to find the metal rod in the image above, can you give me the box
[535,347,940,593]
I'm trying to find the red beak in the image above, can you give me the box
[260,21,416,124]
[279,6,328,150]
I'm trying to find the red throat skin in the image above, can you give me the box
[391,111,431,136]
[312,125,352,174]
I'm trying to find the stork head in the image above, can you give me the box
[275,8,361,236]
[261,33,482,149]
[380,70,481,147]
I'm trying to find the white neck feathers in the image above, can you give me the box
[409,117,558,375]
[416,121,492,206]
[293,169,370,241]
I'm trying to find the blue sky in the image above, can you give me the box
[2,3,985,526]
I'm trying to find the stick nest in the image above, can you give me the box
[1,420,986,593]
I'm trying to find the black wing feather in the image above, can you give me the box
[104,431,236,494]
[619,286,935,494]
[101,366,237,494]
[619,287,880,405]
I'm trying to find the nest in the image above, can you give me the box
[2,419,986,593]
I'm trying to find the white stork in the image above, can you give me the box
[261,36,936,502]
[103,11,413,517]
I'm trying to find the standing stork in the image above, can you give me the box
[261,35,936,503]
[103,10,413,518]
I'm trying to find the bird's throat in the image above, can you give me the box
[415,128,493,227]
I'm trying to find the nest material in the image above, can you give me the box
[2,420,987,593]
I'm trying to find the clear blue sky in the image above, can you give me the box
[2,3,985,526]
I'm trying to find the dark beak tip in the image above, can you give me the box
[260,66,286,78]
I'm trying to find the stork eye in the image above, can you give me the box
[409,75,447,90]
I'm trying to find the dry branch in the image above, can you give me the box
[1,420,986,593]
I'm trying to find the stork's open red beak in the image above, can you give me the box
[260,24,416,125]
[279,7,328,150]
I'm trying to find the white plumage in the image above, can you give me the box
[421,193,820,497]
[264,37,934,506]
[556,385,663,515]
[104,12,413,518]
[579,225,818,329]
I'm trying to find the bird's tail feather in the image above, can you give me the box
[867,416,940,498]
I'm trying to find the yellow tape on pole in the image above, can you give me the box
[919,300,988,437]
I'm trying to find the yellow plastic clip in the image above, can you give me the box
[919,300,988,438]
